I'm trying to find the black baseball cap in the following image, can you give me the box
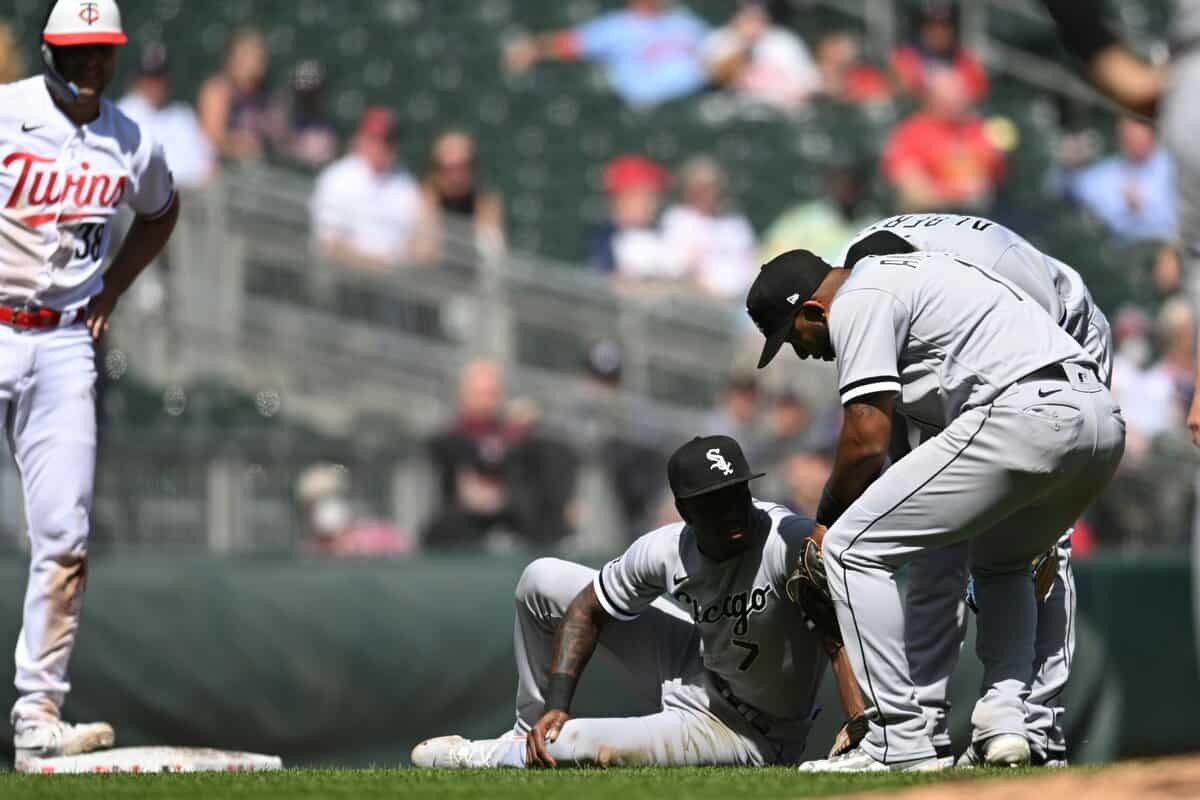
[667,435,765,500]
[746,249,832,369]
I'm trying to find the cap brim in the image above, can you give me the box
[44,32,128,46]
[756,319,794,369]
[674,471,766,500]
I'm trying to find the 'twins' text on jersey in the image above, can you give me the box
[0,77,176,311]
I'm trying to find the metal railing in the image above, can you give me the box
[6,165,768,554]
[118,166,747,442]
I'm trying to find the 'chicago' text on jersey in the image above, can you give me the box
[675,585,772,636]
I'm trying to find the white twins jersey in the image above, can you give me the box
[594,500,825,721]
[0,78,176,311]
[832,251,1093,431]
[837,214,1111,384]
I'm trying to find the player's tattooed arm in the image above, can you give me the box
[529,584,610,767]
[548,583,608,680]
[816,393,895,531]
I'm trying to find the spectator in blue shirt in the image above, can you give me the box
[503,0,712,107]
[1066,116,1176,241]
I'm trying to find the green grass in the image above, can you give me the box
[0,765,1065,800]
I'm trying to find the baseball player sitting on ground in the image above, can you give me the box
[412,434,866,768]
[748,248,1125,772]
[832,213,1111,767]
[3,0,179,763]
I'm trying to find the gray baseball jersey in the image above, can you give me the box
[837,214,1110,384]
[831,251,1094,431]
[594,500,825,721]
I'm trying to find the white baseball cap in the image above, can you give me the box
[43,0,127,47]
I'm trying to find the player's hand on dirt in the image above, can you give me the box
[1187,391,1200,446]
[85,288,120,341]
[527,709,569,768]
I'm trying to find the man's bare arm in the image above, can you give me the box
[826,645,869,757]
[1086,46,1164,119]
[527,584,610,767]
[548,583,609,679]
[1040,0,1164,118]
[830,646,865,719]
[815,394,896,539]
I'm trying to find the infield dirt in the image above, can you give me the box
[836,755,1200,799]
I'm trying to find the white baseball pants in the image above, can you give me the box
[0,323,97,728]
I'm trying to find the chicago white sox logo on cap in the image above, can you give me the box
[706,448,734,476]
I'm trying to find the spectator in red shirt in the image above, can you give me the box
[891,1,987,102]
[882,67,1004,210]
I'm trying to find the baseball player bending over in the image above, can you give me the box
[412,435,865,769]
[748,248,1124,772]
[833,213,1111,767]
[3,1,178,764]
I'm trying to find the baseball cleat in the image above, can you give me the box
[14,720,115,764]
[1031,750,1068,768]
[410,734,522,768]
[934,743,955,770]
[799,745,945,773]
[956,734,1030,768]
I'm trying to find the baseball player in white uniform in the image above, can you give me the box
[3,0,178,763]
[411,435,867,769]
[747,248,1124,771]
[834,213,1111,767]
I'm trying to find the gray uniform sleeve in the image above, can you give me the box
[593,527,673,621]
[763,513,814,599]
[829,286,909,405]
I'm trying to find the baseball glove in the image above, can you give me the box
[829,714,869,758]
[966,546,1060,614]
[1032,547,1058,604]
[785,538,843,650]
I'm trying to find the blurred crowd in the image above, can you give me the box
[0,0,1194,556]
[0,2,1180,281]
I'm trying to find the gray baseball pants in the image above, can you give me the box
[903,532,1075,760]
[824,367,1124,764]
[510,558,812,767]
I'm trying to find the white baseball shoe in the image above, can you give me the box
[956,734,1031,768]
[799,745,945,773]
[13,719,115,763]
[410,734,523,768]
